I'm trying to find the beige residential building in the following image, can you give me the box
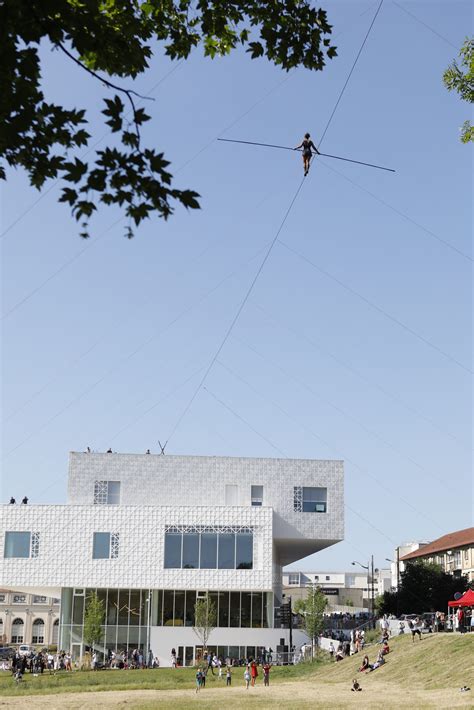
[399,527,474,583]
[0,590,60,647]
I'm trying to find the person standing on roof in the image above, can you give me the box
[294,133,320,175]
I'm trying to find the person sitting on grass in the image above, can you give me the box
[367,649,385,672]
[382,641,390,655]
[351,678,362,691]
[359,655,370,672]
[335,646,344,662]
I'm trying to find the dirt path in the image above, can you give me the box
[1,681,473,709]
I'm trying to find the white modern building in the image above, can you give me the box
[1,453,344,666]
[282,568,391,609]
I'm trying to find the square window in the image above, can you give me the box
[294,487,327,513]
[92,532,118,559]
[288,573,300,585]
[4,532,37,558]
[94,481,121,505]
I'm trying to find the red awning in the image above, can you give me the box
[448,588,474,607]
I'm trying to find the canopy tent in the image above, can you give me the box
[448,588,474,607]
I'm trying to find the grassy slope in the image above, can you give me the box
[313,633,474,689]
[0,634,472,699]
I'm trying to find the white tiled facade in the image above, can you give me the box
[1,453,344,664]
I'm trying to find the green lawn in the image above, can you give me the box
[0,634,472,700]
[0,654,328,697]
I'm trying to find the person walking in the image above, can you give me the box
[411,617,422,642]
[263,662,271,686]
[250,659,258,686]
[244,666,251,689]
[195,668,203,693]
[457,607,465,634]
[294,133,320,176]
[226,666,232,686]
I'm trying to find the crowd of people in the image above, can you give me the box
[10,650,73,683]
[194,658,272,693]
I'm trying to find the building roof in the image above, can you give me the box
[400,527,474,561]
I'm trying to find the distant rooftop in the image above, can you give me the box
[400,527,474,561]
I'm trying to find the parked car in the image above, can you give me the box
[18,645,34,657]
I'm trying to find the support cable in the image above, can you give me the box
[163,175,307,448]
[164,1,388,448]
[318,0,385,147]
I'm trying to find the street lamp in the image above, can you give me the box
[352,556,375,622]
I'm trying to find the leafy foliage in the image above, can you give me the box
[443,37,474,143]
[83,591,105,650]
[193,594,217,651]
[294,586,327,656]
[376,561,469,615]
[1,0,336,237]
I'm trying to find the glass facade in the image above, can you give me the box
[164,528,253,570]
[60,587,273,654]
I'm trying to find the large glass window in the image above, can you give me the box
[174,591,185,626]
[218,591,230,627]
[294,486,327,512]
[165,528,253,570]
[240,592,251,628]
[4,531,34,558]
[129,590,141,626]
[107,589,118,624]
[117,590,129,625]
[251,592,263,628]
[164,533,182,568]
[218,533,235,569]
[163,591,174,626]
[72,595,84,625]
[182,533,199,569]
[200,533,217,569]
[236,533,253,569]
[185,591,195,627]
[230,592,240,627]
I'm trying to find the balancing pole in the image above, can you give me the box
[217,137,395,173]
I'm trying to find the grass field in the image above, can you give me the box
[0,633,473,709]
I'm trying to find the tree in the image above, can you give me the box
[376,561,469,616]
[83,591,105,652]
[293,586,327,659]
[193,594,217,654]
[443,37,474,144]
[1,1,336,238]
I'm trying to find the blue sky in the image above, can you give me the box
[1,0,472,572]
